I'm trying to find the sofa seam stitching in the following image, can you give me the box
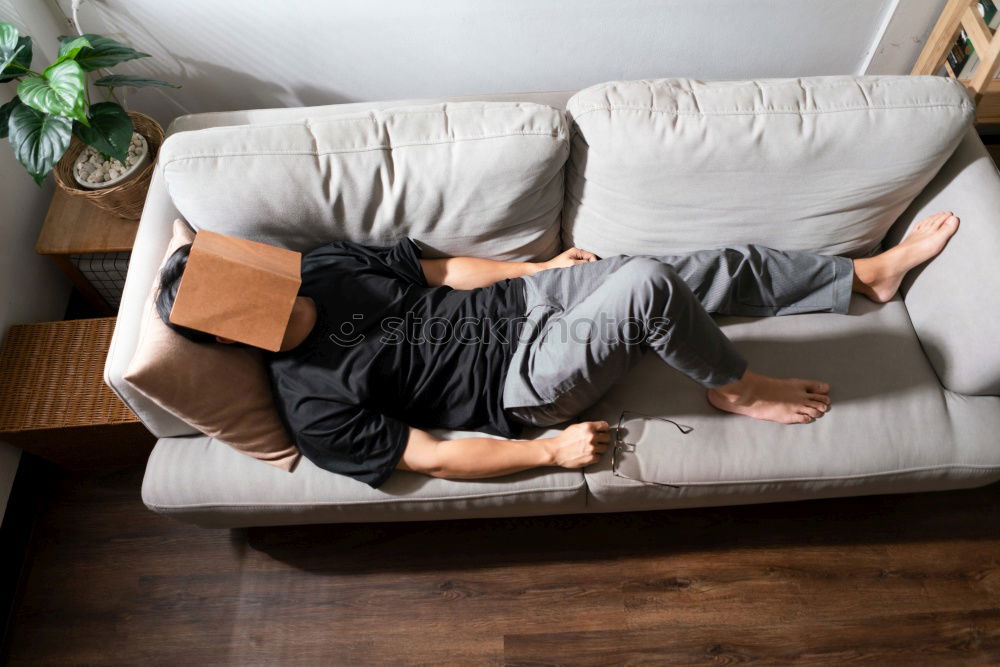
[143,482,587,510]
[571,78,946,97]
[591,463,1000,489]
[567,102,975,124]
[160,130,568,166]
[175,102,559,126]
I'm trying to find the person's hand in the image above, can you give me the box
[538,247,599,272]
[544,421,611,468]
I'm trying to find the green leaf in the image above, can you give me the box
[57,33,150,71]
[0,96,22,139]
[0,36,32,82]
[0,24,32,81]
[0,22,19,68]
[52,35,92,67]
[95,74,180,89]
[8,103,72,186]
[17,60,90,126]
[72,102,132,164]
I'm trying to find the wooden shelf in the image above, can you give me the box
[958,78,1000,123]
[912,0,1000,123]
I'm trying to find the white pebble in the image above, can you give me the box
[75,137,146,185]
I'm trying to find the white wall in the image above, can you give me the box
[866,0,951,74]
[0,7,72,519]
[26,0,948,131]
[0,106,72,517]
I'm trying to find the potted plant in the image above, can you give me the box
[0,23,180,218]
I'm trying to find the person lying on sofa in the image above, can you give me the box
[155,211,960,489]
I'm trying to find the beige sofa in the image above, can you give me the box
[105,76,1000,528]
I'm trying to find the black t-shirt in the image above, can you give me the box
[265,237,527,489]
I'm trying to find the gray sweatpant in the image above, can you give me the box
[501,244,855,427]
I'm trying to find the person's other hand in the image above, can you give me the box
[545,421,610,468]
[539,247,599,271]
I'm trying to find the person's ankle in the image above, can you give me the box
[852,256,878,284]
[712,368,752,401]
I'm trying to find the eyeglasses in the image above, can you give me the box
[611,409,694,488]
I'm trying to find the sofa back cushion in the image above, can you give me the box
[562,75,974,258]
[158,101,569,261]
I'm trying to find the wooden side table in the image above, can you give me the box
[35,188,139,315]
[0,317,155,467]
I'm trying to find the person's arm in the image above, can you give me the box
[419,247,599,290]
[397,421,611,479]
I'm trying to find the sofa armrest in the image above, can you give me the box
[104,159,200,437]
[883,126,1000,396]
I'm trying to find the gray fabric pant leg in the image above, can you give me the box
[502,243,855,428]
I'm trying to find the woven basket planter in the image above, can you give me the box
[53,110,164,222]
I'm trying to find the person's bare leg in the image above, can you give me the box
[707,369,831,424]
[852,211,960,303]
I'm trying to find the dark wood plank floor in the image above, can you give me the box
[5,465,1000,665]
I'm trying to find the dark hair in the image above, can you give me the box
[155,243,218,344]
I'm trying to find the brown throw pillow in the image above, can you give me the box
[124,218,300,471]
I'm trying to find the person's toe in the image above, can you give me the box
[927,212,950,230]
[800,405,823,418]
[804,380,829,394]
[792,413,814,424]
[808,393,831,406]
[806,399,828,413]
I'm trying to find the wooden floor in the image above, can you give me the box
[5,465,1000,664]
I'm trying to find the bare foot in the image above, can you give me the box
[707,369,831,424]
[853,211,960,303]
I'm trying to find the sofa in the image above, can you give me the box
[105,75,1000,528]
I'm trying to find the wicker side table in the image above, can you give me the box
[0,317,155,467]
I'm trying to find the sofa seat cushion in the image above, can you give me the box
[563,75,974,259]
[158,101,570,261]
[577,294,1000,511]
[142,427,584,528]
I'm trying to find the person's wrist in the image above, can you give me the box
[537,436,558,466]
[528,261,547,275]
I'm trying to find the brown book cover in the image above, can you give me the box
[169,230,302,352]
